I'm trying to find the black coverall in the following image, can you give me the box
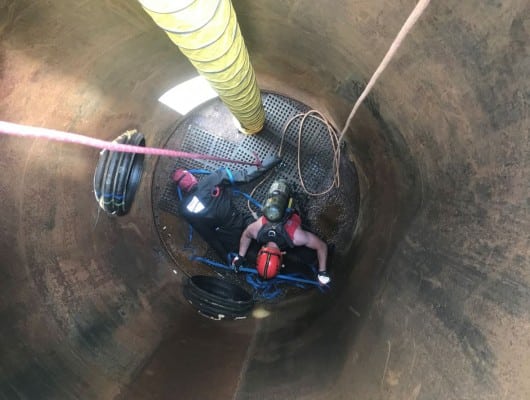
[179,163,275,261]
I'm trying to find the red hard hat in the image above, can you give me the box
[256,245,283,280]
[172,169,198,192]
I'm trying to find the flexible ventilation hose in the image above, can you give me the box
[139,0,265,134]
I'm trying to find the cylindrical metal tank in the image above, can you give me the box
[0,1,527,399]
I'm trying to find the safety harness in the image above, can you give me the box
[256,210,297,250]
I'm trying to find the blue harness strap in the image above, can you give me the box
[224,167,235,185]
[232,189,262,209]
[187,169,211,175]
[220,166,263,209]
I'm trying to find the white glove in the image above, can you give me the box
[231,255,246,272]
[317,271,330,285]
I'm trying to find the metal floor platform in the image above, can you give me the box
[152,92,359,298]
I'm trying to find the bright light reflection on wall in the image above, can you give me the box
[159,76,218,115]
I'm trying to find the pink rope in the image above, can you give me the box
[0,120,260,166]
[339,0,431,143]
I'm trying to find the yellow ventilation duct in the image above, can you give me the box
[139,0,265,134]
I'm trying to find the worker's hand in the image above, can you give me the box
[232,255,246,272]
[260,155,282,170]
[317,270,331,285]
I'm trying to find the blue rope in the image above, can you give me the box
[187,169,211,175]
[176,186,183,201]
[245,274,282,299]
[224,167,235,185]
[191,255,322,287]
[232,189,262,209]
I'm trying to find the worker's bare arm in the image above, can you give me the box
[238,219,262,257]
[292,228,328,272]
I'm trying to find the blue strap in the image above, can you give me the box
[274,272,322,287]
[224,167,235,185]
[232,189,263,209]
[176,186,183,201]
[187,169,211,175]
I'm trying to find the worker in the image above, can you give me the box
[233,179,331,285]
[173,155,281,262]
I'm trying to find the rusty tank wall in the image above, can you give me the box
[0,1,528,400]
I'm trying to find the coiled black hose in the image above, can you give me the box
[93,130,145,216]
[183,275,254,320]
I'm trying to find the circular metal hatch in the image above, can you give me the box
[152,92,359,300]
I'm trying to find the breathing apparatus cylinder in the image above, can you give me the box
[262,179,290,222]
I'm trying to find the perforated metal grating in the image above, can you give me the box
[153,91,359,295]
[158,93,339,220]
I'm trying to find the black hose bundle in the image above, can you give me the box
[183,275,254,320]
[93,130,145,216]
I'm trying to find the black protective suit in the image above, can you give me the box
[179,158,279,261]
